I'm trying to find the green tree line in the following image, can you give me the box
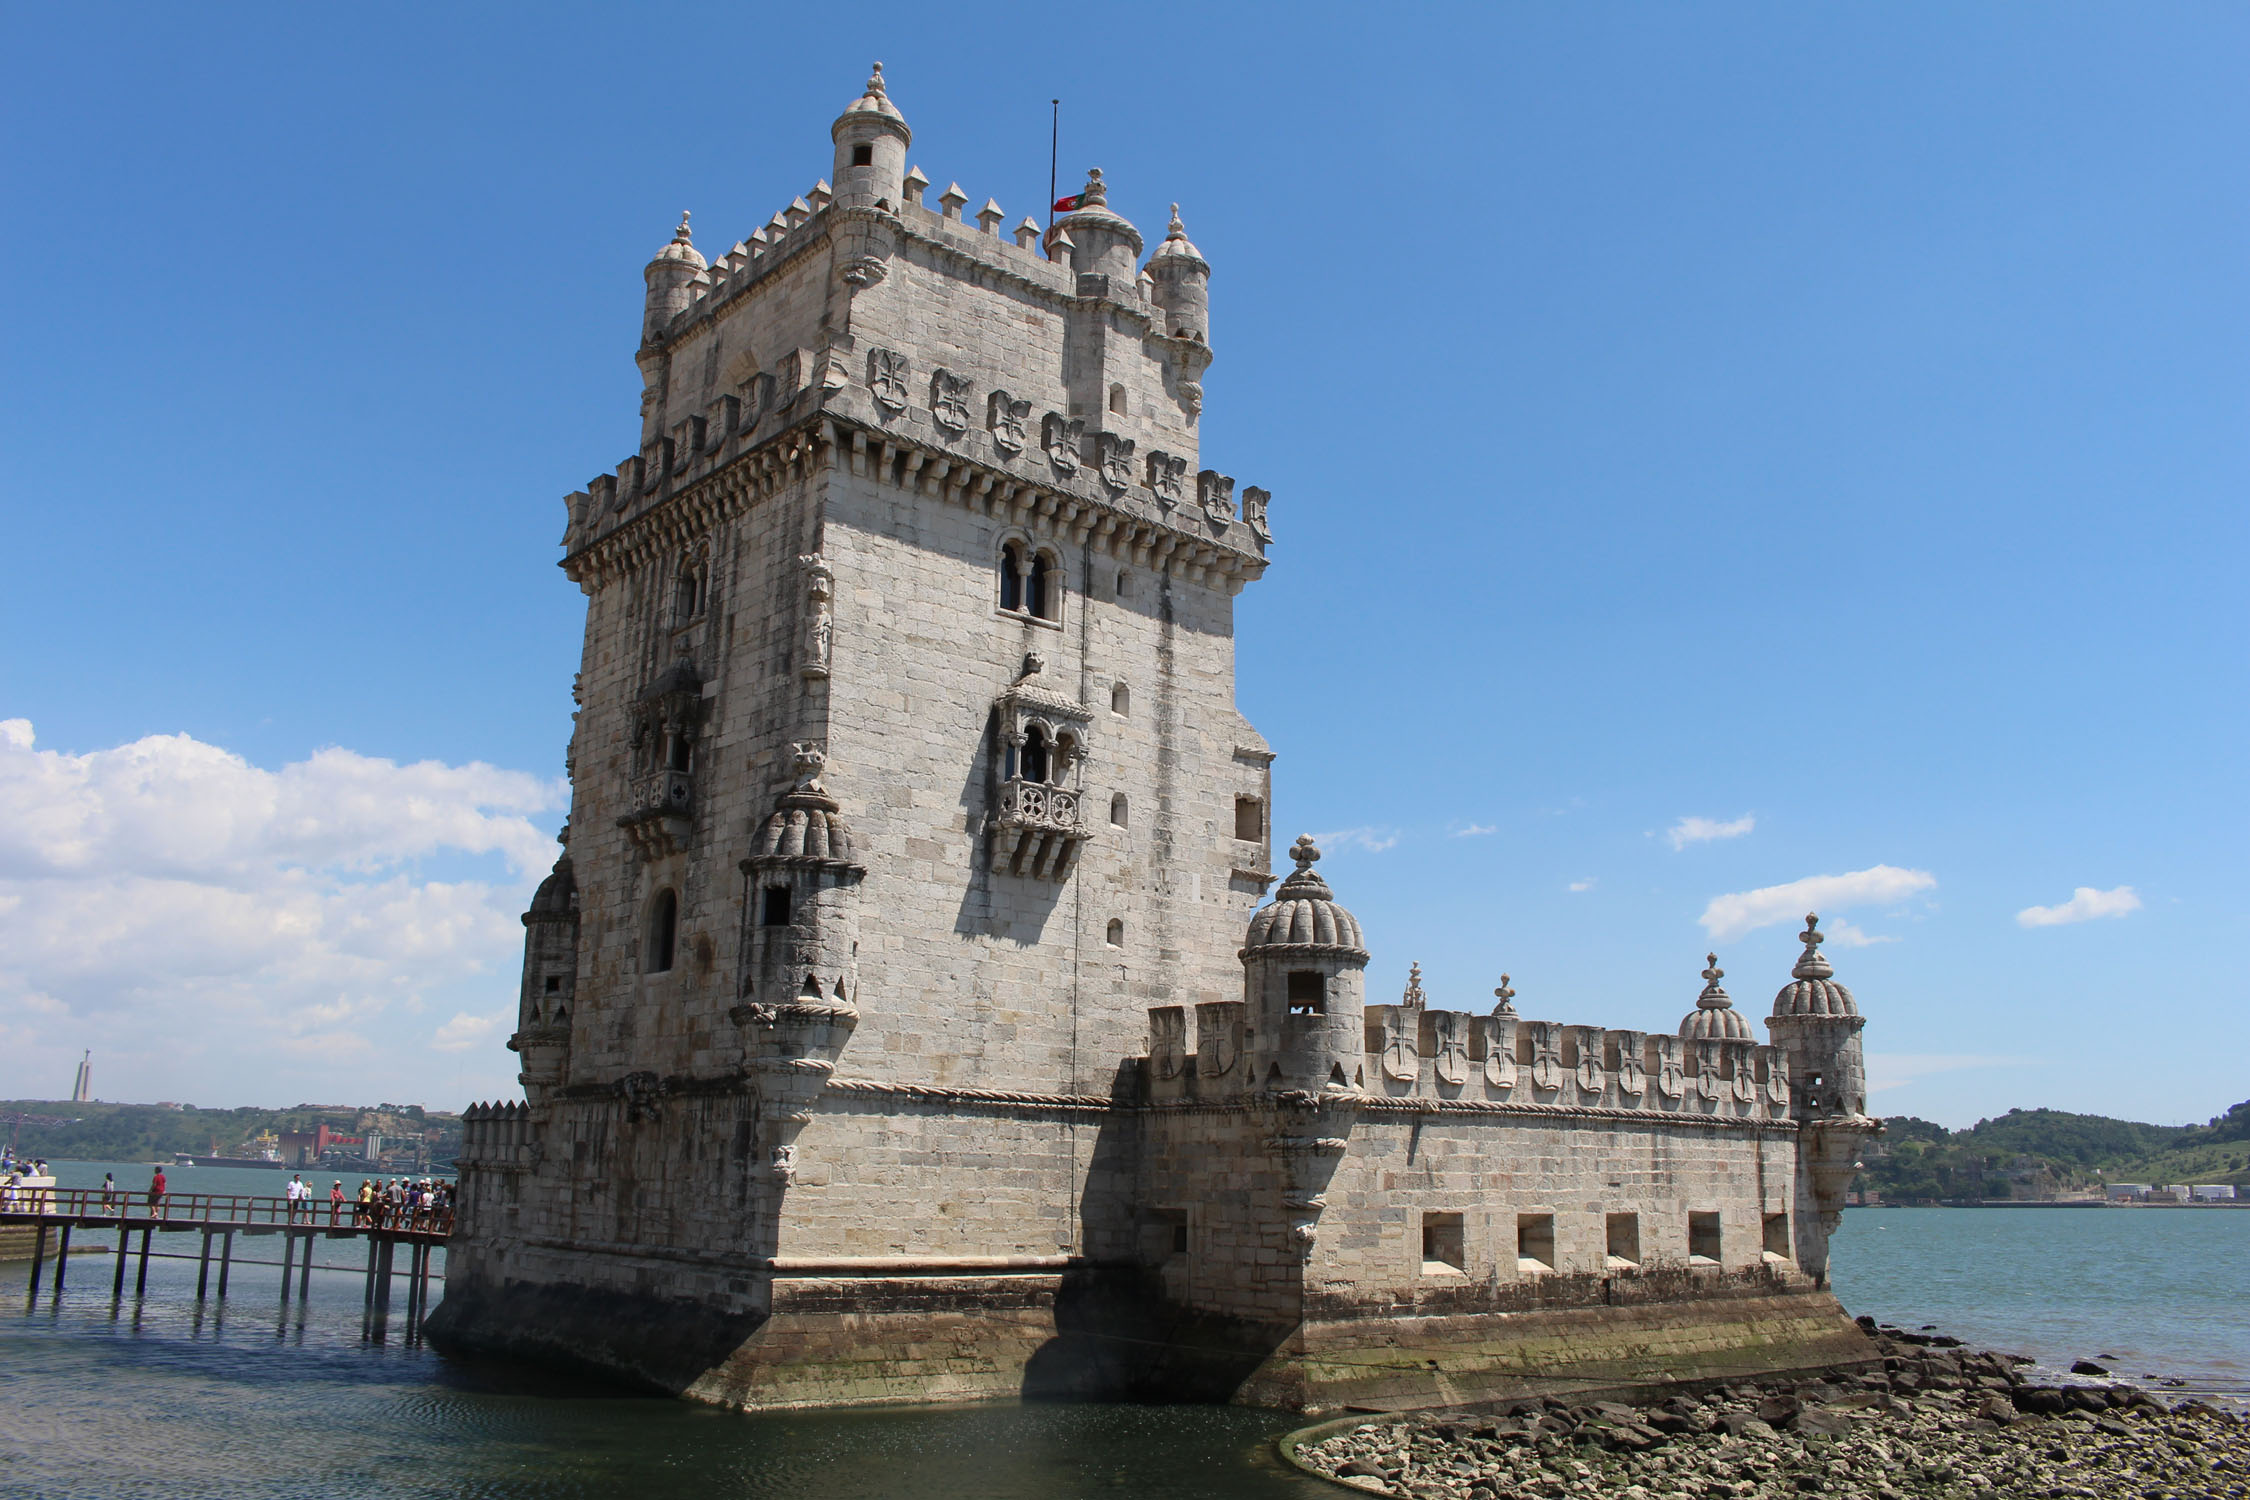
[1863,1100,2250,1202]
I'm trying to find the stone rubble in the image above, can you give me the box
[1293,1324,2247,1499]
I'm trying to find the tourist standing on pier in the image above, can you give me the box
[355,1179,374,1227]
[100,1172,118,1210]
[330,1180,345,1225]
[147,1165,166,1218]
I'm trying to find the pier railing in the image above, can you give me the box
[2,1188,452,1236]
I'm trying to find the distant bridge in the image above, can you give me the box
[1,1188,446,1338]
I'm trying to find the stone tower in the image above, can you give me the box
[439,69,1879,1414]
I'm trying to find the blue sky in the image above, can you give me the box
[2,4,2243,1126]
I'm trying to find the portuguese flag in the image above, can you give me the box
[1051,194,1082,213]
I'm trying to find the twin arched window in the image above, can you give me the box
[998,541,1061,623]
[1007,723,1077,787]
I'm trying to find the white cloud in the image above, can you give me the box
[2017,886,2141,928]
[1667,814,1756,851]
[1452,823,1498,838]
[0,721,562,1106]
[1865,1052,2037,1095]
[1823,918,1893,948]
[1698,864,1937,942]
[1567,878,1596,893]
[432,1010,510,1052]
[1311,826,1400,854]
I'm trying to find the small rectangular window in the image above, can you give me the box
[1171,1221,1189,1255]
[761,886,792,928]
[1234,795,1264,842]
[1517,1213,1554,1272]
[1286,971,1325,1015]
[543,976,561,994]
[1606,1212,1640,1267]
[1421,1212,1464,1273]
[1688,1211,1722,1265]
[1763,1212,1791,1261]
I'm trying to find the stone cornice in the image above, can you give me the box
[563,414,1268,594]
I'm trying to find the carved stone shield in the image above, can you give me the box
[1529,1023,1563,1092]
[867,348,908,412]
[1380,1010,1418,1084]
[1655,1036,1684,1099]
[1197,468,1235,528]
[1098,432,1134,492]
[1482,1015,1518,1089]
[1732,1044,1760,1103]
[1241,486,1271,542]
[930,369,971,434]
[987,390,1029,454]
[1765,1048,1790,1105]
[1697,1042,1723,1102]
[1146,451,1187,509]
[1195,1001,1240,1078]
[1432,1012,1470,1086]
[1614,1031,1647,1097]
[1042,412,1082,475]
[1149,1006,1186,1082]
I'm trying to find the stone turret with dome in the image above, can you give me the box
[642,212,706,344]
[1680,953,1754,1041]
[1239,836,1371,1093]
[1772,914,1859,1019]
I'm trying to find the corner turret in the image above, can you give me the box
[1680,953,1752,1040]
[510,841,577,1105]
[1146,204,1211,343]
[1240,835,1370,1092]
[830,62,911,210]
[643,212,706,344]
[1766,913,1879,1282]
[1052,168,1142,283]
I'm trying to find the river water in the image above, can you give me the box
[2,1169,2243,1499]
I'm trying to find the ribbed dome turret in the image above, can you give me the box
[751,751,860,867]
[526,852,576,919]
[1243,836,1368,955]
[1147,203,1207,272]
[834,61,907,130]
[1680,953,1753,1040]
[648,211,707,272]
[1771,914,1858,1018]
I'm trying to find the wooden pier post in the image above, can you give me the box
[134,1227,152,1296]
[196,1229,214,1299]
[25,1223,47,1300]
[112,1222,129,1297]
[279,1231,296,1302]
[54,1225,71,1293]
[299,1233,313,1302]
[217,1229,235,1299]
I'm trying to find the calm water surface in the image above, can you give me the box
[3,1169,2244,1499]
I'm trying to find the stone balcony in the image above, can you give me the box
[617,769,694,858]
[991,777,1086,881]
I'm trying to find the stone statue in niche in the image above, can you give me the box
[770,1144,798,1186]
[988,390,1030,454]
[867,347,909,412]
[930,369,971,434]
[1097,432,1134,492]
[1146,452,1187,509]
[798,557,834,680]
[1241,487,1271,543]
[1042,412,1083,475]
[1197,469,1235,529]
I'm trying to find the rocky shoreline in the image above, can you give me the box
[1288,1319,2246,1498]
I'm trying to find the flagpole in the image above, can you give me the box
[1048,98,1059,258]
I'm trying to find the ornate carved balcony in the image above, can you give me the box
[991,777,1086,880]
[618,769,694,858]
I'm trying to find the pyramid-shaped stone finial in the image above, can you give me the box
[1014,217,1041,249]
[785,196,813,228]
[977,198,1004,234]
[938,182,968,221]
[808,179,833,211]
[902,166,929,207]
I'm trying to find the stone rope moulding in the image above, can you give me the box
[433,65,1881,1419]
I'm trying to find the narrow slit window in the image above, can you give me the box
[1106,918,1124,947]
[1108,383,1127,415]
[647,889,678,973]
[1111,682,1129,716]
[999,542,1024,613]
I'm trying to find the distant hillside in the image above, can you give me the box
[0,1099,459,1165]
[1863,1100,2250,1202]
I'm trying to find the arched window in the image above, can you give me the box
[1026,551,1052,621]
[1109,792,1128,828]
[647,889,678,973]
[1106,918,1125,947]
[667,728,692,773]
[674,567,702,624]
[1108,384,1127,415]
[1111,682,1129,716]
[999,542,1024,612]
[1022,725,1050,785]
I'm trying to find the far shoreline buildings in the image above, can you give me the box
[432,68,1882,1412]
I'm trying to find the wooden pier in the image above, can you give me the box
[1,1188,448,1338]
